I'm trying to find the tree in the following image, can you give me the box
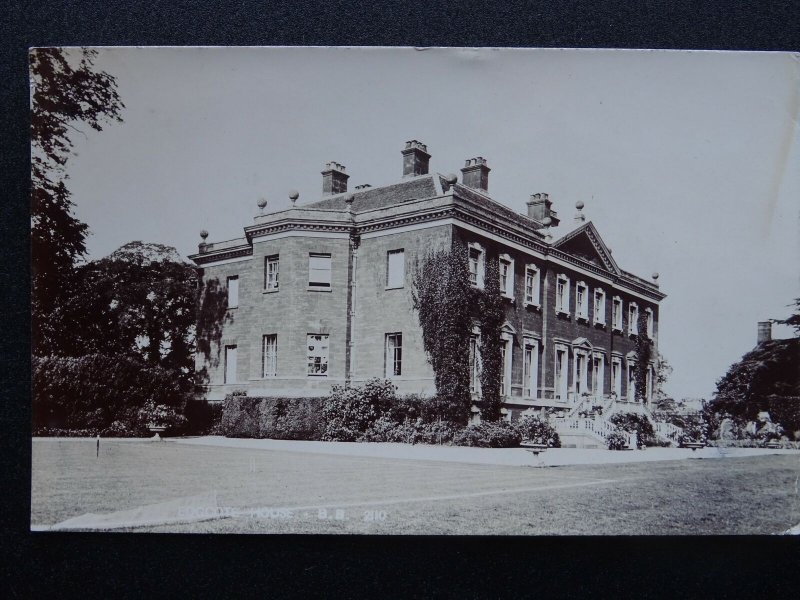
[411,243,474,424]
[772,297,800,336]
[30,47,125,355]
[653,352,673,401]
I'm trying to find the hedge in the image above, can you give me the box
[220,396,325,440]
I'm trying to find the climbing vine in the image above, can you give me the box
[411,241,474,424]
[477,253,505,421]
[634,309,654,401]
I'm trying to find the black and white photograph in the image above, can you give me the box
[29,46,800,534]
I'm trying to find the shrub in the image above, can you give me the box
[606,431,628,450]
[514,415,561,448]
[182,400,223,435]
[32,353,187,433]
[322,379,397,441]
[609,412,655,449]
[138,401,188,433]
[452,421,522,448]
[220,396,324,440]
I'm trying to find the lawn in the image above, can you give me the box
[31,439,800,534]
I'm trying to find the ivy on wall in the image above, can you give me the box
[477,253,505,421]
[195,274,231,386]
[411,241,474,424]
[634,310,654,401]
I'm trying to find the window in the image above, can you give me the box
[262,335,277,377]
[469,334,481,393]
[591,353,605,396]
[308,253,332,288]
[264,255,279,291]
[554,345,569,400]
[307,334,329,376]
[612,296,623,331]
[500,334,513,397]
[627,360,636,402]
[556,275,570,315]
[523,338,539,399]
[611,357,622,397]
[646,364,653,402]
[645,307,654,338]
[524,265,540,306]
[227,275,239,308]
[576,281,589,320]
[468,243,485,288]
[628,302,639,336]
[499,254,514,298]
[224,345,237,383]
[387,249,405,288]
[574,351,588,396]
[594,288,606,324]
[385,333,402,377]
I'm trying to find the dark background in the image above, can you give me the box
[2,1,799,596]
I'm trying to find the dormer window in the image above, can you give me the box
[524,264,540,307]
[499,254,514,298]
[628,302,639,336]
[556,274,570,316]
[593,288,606,325]
[468,243,485,289]
[576,281,589,321]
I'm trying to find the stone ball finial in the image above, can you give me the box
[652,272,659,281]
[257,197,268,209]
[576,200,585,210]
[289,190,299,202]
[445,173,458,185]
[542,216,552,227]
[200,229,208,240]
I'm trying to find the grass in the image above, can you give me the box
[31,439,800,534]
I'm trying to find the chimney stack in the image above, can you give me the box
[322,162,349,195]
[401,140,430,177]
[461,157,490,192]
[757,321,772,345]
[526,193,560,227]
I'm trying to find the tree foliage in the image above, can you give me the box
[30,47,125,355]
[411,243,474,424]
[772,297,800,335]
[477,253,505,421]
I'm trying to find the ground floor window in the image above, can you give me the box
[307,334,329,376]
[262,334,277,377]
[554,345,569,400]
[386,333,402,377]
[627,361,636,401]
[500,335,513,397]
[612,357,622,397]
[591,353,604,396]
[523,339,539,399]
[469,334,480,393]
[224,345,237,383]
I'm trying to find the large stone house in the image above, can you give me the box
[190,141,666,424]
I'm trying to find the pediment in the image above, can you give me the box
[553,222,621,275]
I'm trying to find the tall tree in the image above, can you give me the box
[772,298,800,336]
[30,47,124,355]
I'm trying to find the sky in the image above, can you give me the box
[54,47,799,401]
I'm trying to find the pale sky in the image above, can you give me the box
[57,47,800,401]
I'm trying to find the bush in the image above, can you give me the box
[606,431,628,450]
[32,353,187,433]
[182,400,223,435]
[220,396,324,440]
[514,416,561,448]
[322,379,397,441]
[452,421,522,448]
[609,412,655,449]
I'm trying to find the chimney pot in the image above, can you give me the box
[401,140,431,177]
[461,156,491,192]
[526,192,560,227]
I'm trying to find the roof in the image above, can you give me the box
[303,175,439,212]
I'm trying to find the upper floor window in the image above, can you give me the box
[524,264,540,306]
[576,281,589,320]
[499,254,514,298]
[468,243,485,288]
[628,302,639,336]
[556,274,570,315]
[264,255,279,291]
[385,332,402,377]
[594,288,606,325]
[307,334,329,376]
[645,307,654,338]
[612,296,623,331]
[262,334,277,377]
[226,275,239,308]
[308,253,332,289]
[387,249,405,289]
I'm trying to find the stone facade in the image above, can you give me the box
[190,142,665,417]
